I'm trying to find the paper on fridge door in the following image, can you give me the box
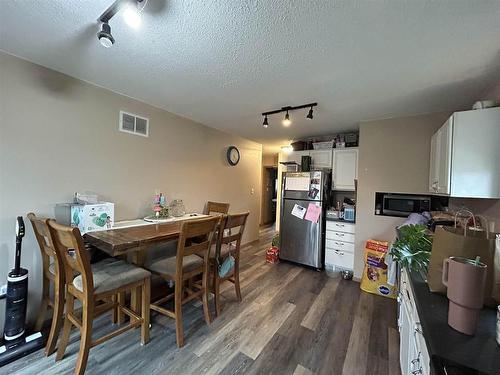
[291,204,307,219]
[304,203,321,223]
[285,177,310,191]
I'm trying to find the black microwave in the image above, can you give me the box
[382,194,431,217]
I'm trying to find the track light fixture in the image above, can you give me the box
[306,106,314,120]
[98,22,114,48]
[261,102,317,128]
[97,0,146,47]
[282,111,291,127]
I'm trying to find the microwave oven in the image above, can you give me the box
[382,194,430,217]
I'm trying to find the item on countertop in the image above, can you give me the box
[427,212,500,307]
[152,191,169,219]
[291,141,306,151]
[391,224,433,272]
[326,209,340,219]
[312,140,334,150]
[360,239,397,299]
[344,132,359,147]
[344,206,355,222]
[169,199,186,217]
[375,203,381,215]
[442,256,487,335]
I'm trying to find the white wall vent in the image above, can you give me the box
[119,111,149,137]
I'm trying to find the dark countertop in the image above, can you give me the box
[325,217,356,224]
[407,270,500,375]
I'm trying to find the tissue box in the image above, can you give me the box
[56,202,114,234]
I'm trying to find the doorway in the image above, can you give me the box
[261,167,278,225]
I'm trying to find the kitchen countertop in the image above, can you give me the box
[408,270,500,375]
[325,217,356,224]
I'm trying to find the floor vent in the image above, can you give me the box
[119,111,149,137]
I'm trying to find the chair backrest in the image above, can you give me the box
[27,213,64,280]
[176,216,220,278]
[48,220,93,294]
[215,212,250,259]
[205,201,230,215]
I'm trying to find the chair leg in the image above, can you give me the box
[174,280,184,348]
[214,272,221,318]
[35,277,50,332]
[74,298,94,375]
[56,293,74,361]
[202,270,211,325]
[117,292,125,324]
[111,294,118,324]
[45,280,65,356]
[141,278,150,345]
[234,262,242,302]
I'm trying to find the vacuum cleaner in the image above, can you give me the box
[0,216,44,367]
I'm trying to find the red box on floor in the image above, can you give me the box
[266,246,279,264]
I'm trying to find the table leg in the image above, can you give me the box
[131,251,145,315]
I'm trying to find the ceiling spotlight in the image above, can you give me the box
[263,115,269,128]
[282,111,291,127]
[98,22,114,48]
[123,2,142,29]
[306,106,314,120]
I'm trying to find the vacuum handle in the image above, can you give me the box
[15,216,25,274]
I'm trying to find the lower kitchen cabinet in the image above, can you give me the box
[398,268,431,375]
[325,220,355,271]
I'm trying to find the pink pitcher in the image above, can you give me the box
[442,256,487,335]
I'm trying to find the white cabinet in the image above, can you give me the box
[399,268,431,375]
[332,148,358,191]
[429,118,452,194]
[309,149,333,168]
[429,107,500,198]
[325,221,355,271]
[282,150,309,165]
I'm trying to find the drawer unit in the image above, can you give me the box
[326,230,355,243]
[325,248,354,270]
[326,221,355,234]
[325,239,355,254]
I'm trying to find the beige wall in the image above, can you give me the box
[354,112,450,278]
[262,153,278,167]
[0,52,262,327]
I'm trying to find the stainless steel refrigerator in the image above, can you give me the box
[279,170,331,269]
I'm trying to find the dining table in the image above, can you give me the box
[84,213,208,313]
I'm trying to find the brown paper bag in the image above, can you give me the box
[427,226,500,306]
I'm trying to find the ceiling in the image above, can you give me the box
[1,1,500,153]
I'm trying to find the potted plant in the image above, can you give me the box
[390,224,433,272]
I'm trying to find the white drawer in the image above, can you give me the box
[325,248,354,270]
[325,230,355,243]
[325,239,355,254]
[326,221,355,234]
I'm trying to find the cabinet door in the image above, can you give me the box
[399,299,411,375]
[429,132,439,193]
[437,117,452,194]
[310,150,332,168]
[286,150,310,165]
[332,148,358,190]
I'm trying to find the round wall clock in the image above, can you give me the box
[227,146,240,166]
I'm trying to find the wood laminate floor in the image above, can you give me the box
[2,226,400,375]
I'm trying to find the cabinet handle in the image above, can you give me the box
[334,242,344,246]
[335,223,344,227]
[336,233,344,237]
[411,370,422,375]
[334,250,344,256]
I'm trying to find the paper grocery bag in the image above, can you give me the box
[427,226,500,306]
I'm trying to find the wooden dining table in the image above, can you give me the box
[84,214,208,313]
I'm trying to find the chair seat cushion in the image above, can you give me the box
[146,255,203,277]
[73,259,150,295]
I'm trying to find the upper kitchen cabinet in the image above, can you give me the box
[310,149,333,168]
[429,107,500,198]
[332,148,358,191]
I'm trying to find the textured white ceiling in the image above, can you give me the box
[1,1,500,153]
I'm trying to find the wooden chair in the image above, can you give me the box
[27,213,65,356]
[145,216,219,348]
[48,221,151,375]
[204,201,230,215]
[211,212,249,317]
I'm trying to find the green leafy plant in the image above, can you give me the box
[272,233,280,247]
[390,224,433,271]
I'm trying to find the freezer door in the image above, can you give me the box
[279,199,323,268]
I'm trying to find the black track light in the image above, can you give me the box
[98,22,114,48]
[306,106,314,120]
[262,116,269,128]
[282,111,291,127]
